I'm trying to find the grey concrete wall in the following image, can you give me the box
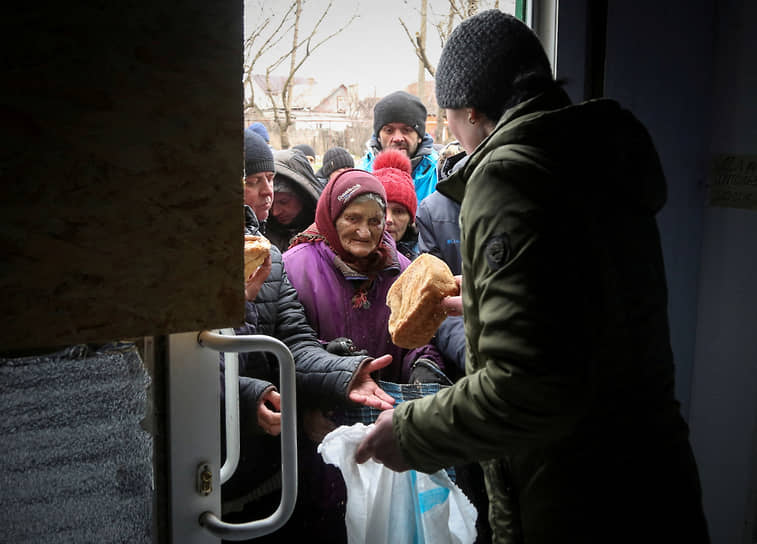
[1,2,246,352]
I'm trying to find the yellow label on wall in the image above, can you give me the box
[708,154,757,211]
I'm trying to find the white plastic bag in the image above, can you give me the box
[318,423,478,544]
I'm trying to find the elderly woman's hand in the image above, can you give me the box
[348,354,395,411]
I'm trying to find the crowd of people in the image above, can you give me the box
[220,10,709,544]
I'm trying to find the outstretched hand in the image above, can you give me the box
[354,409,411,472]
[348,354,395,411]
[441,275,463,316]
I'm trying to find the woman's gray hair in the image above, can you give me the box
[350,192,387,215]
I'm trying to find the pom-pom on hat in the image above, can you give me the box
[372,149,417,221]
[319,146,355,179]
[373,90,427,139]
[435,10,553,122]
[244,127,274,177]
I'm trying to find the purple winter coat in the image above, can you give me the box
[281,232,444,383]
[280,232,445,543]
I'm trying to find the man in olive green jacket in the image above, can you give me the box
[356,10,709,544]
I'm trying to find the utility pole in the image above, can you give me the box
[417,0,427,103]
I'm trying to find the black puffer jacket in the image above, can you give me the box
[221,206,367,506]
[239,205,366,408]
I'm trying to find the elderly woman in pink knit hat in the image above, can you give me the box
[280,167,450,544]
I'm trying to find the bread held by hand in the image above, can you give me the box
[244,235,271,279]
[386,253,459,349]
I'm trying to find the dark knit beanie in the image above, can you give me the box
[244,127,274,176]
[292,144,316,159]
[320,146,355,179]
[373,90,427,138]
[247,122,270,143]
[372,149,417,221]
[436,10,554,121]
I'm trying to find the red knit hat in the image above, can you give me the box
[372,149,417,221]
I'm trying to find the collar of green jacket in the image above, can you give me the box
[437,85,667,215]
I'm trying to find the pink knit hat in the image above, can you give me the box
[372,149,417,221]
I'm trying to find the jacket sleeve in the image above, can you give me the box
[220,352,274,435]
[415,199,442,259]
[432,316,466,379]
[272,260,367,409]
[394,155,589,473]
[218,301,275,435]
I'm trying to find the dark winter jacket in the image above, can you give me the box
[396,223,419,261]
[393,87,709,543]
[416,190,463,275]
[220,206,367,508]
[359,133,440,203]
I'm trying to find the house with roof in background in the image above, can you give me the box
[244,74,359,153]
[244,74,447,155]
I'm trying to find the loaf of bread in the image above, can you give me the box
[244,235,271,279]
[386,253,459,349]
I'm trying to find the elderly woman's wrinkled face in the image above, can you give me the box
[335,199,385,258]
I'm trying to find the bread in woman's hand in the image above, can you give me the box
[244,235,271,279]
[386,253,459,348]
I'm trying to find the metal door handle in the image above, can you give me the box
[218,329,239,485]
[197,330,298,541]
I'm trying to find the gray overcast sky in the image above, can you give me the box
[245,0,515,99]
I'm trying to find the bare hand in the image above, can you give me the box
[441,275,463,316]
[245,256,272,301]
[348,354,396,411]
[303,408,337,443]
[257,387,281,436]
[354,409,411,471]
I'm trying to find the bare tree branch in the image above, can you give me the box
[399,17,436,78]
[252,0,357,148]
[242,2,297,113]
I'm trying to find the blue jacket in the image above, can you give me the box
[416,190,462,276]
[359,133,439,203]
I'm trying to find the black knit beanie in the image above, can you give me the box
[244,127,274,176]
[292,144,316,159]
[435,10,554,121]
[373,90,427,138]
[320,146,354,179]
